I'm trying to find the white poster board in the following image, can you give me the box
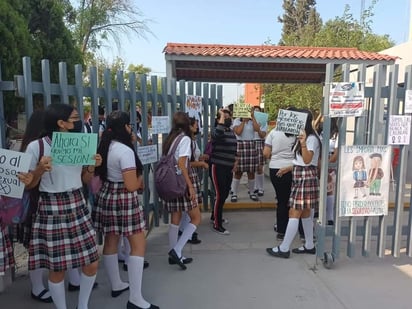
[387,115,411,145]
[329,82,365,117]
[275,109,307,135]
[151,116,170,134]
[0,149,32,198]
[137,145,158,165]
[338,145,391,217]
[185,95,204,131]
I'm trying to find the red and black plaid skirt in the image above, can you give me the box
[235,140,258,173]
[0,224,14,275]
[254,139,265,167]
[28,189,99,272]
[289,165,319,211]
[165,168,199,213]
[93,181,146,236]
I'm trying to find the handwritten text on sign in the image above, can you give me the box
[329,82,364,117]
[232,103,251,119]
[151,116,170,134]
[51,132,98,165]
[275,109,307,135]
[387,115,411,145]
[137,145,158,165]
[0,148,32,198]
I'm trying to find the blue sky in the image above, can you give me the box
[102,0,411,104]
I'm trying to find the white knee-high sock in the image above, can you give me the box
[248,179,255,193]
[326,195,334,221]
[128,256,150,308]
[174,223,196,257]
[179,212,191,232]
[279,218,299,252]
[255,173,264,190]
[30,268,49,296]
[77,272,96,309]
[103,254,129,291]
[68,268,80,286]
[48,280,66,309]
[168,224,179,251]
[302,217,314,249]
[231,178,240,195]
[123,237,131,265]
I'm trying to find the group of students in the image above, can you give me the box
[1,103,159,309]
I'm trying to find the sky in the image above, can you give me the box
[102,0,411,105]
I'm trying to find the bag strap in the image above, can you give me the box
[38,138,44,161]
[167,134,185,156]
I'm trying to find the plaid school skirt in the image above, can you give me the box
[289,165,319,211]
[165,168,199,213]
[0,224,14,275]
[255,139,265,167]
[235,140,258,173]
[93,181,146,236]
[28,189,99,272]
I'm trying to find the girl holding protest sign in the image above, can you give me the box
[266,109,321,258]
[22,103,101,309]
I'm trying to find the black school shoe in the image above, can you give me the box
[31,289,52,303]
[266,246,290,258]
[292,246,316,254]
[168,257,193,265]
[188,232,201,244]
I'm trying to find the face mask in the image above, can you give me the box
[69,120,83,133]
[224,118,232,127]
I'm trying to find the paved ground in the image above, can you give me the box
[1,175,412,309]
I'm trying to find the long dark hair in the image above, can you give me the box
[96,110,143,181]
[20,110,46,152]
[44,103,74,138]
[162,112,191,155]
[293,109,322,157]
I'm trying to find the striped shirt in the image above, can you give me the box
[210,124,238,167]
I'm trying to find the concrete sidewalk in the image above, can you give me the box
[2,209,412,309]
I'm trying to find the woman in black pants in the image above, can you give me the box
[263,129,295,240]
[210,108,238,235]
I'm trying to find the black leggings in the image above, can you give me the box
[269,168,292,234]
[210,164,233,228]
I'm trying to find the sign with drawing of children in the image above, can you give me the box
[186,95,203,131]
[338,145,391,217]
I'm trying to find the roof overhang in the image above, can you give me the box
[164,43,397,84]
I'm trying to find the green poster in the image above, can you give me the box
[51,132,98,165]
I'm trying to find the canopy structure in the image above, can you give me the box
[164,43,397,84]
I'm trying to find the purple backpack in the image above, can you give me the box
[155,134,187,201]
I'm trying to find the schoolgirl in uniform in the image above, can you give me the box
[93,111,158,309]
[163,112,201,270]
[23,103,101,309]
[266,109,321,258]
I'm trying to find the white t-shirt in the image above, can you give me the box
[264,130,295,169]
[293,134,321,166]
[26,137,83,193]
[232,118,255,140]
[107,141,137,182]
[193,140,201,161]
[173,135,191,167]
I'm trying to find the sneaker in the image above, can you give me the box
[212,226,230,235]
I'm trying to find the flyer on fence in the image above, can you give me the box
[0,148,32,198]
[186,95,204,131]
[152,116,170,134]
[329,82,365,117]
[338,145,391,217]
[387,115,411,145]
[51,132,98,165]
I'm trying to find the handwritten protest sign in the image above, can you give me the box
[339,145,390,217]
[329,82,365,117]
[254,111,268,127]
[275,109,307,135]
[152,116,170,134]
[232,103,251,119]
[137,145,158,165]
[0,149,32,198]
[387,115,411,145]
[186,95,204,131]
[51,132,98,165]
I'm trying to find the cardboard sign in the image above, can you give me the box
[232,103,251,119]
[151,116,170,134]
[51,132,98,165]
[275,109,307,135]
[137,145,158,165]
[329,82,365,117]
[387,115,411,145]
[0,149,32,198]
[254,111,268,127]
[338,145,390,217]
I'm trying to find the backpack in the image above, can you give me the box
[0,138,44,226]
[155,134,187,201]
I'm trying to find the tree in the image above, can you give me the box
[66,0,152,55]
